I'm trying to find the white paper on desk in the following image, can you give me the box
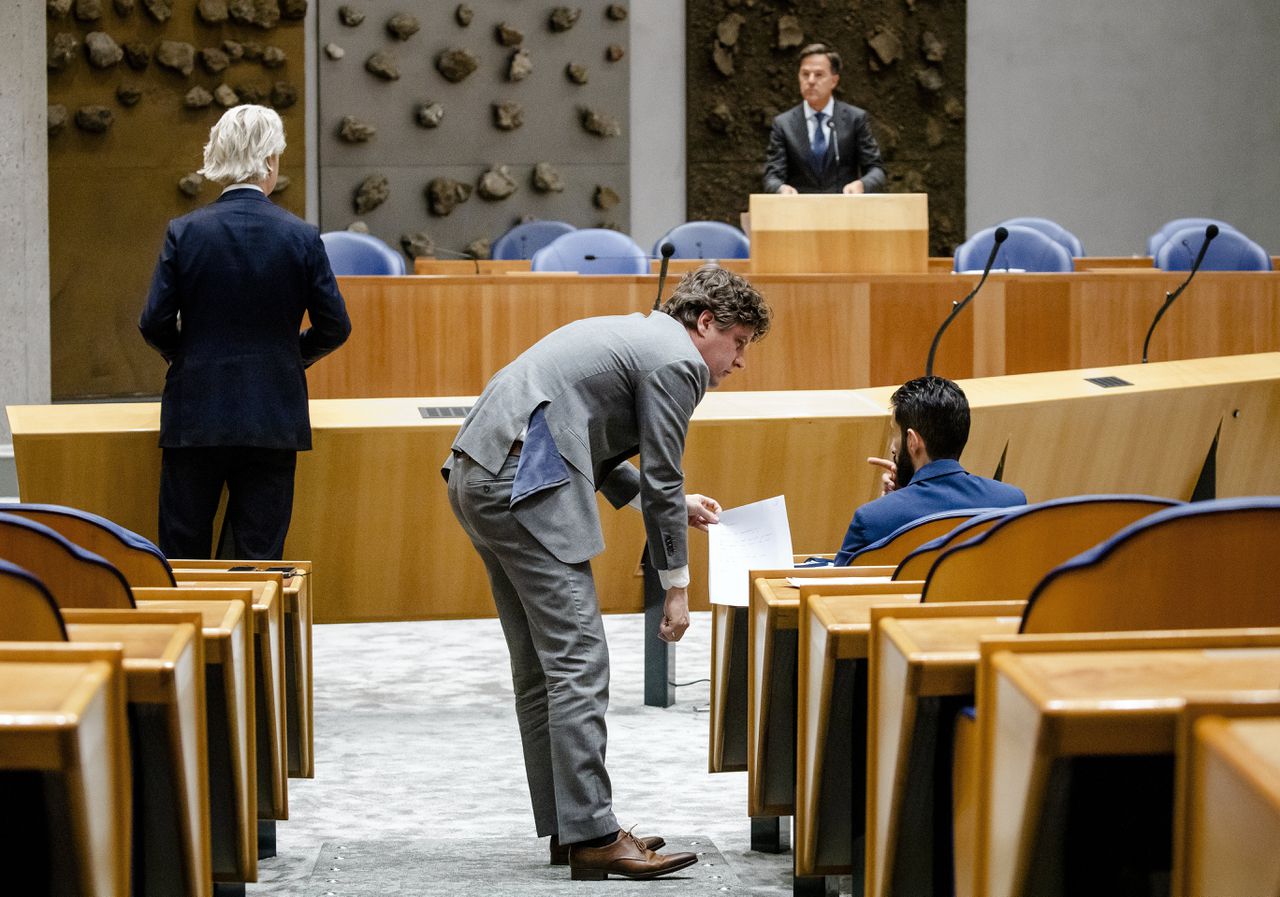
[785,575,894,588]
[707,495,794,607]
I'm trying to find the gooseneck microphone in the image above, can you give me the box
[654,242,675,310]
[1141,224,1219,363]
[925,226,1008,377]
[827,118,840,167]
[424,244,481,275]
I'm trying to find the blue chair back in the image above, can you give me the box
[953,224,1074,273]
[1154,226,1272,272]
[1146,218,1236,257]
[653,221,750,260]
[491,220,576,261]
[1021,497,1280,633]
[531,229,649,275]
[998,217,1084,258]
[320,231,406,275]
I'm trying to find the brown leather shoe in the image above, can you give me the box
[550,833,666,866]
[568,830,696,880]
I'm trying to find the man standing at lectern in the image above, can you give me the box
[444,267,772,880]
[763,43,887,196]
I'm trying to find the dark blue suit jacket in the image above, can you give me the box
[834,459,1026,565]
[762,100,887,194]
[139,189,351,451]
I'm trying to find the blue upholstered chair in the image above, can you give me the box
[1145,218,1236,257]
[953,224,1075,273]
[1154,225,1272,272]
[319,231,406,275]
[653,221,750,259]
[491,220,576,260]
[531,229,649,275]
[997,216,1084,258]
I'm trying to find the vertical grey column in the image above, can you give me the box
[630,0,686,251]
[0,1,51,469]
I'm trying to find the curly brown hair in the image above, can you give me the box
[660,265,772,342]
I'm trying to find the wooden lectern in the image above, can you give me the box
[748,193,929,274]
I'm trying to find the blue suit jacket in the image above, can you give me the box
[834,459,1026,565]
[139,189,351,450]
[762,100,887,194]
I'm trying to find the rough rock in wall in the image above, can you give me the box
[686,1,966,256]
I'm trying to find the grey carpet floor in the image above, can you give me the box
[249,612,829,895]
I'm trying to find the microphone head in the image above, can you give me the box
[660,242,675,259]
[993,226,1009,243]
[1205,224,1219,239]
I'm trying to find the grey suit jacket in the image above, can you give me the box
[762,100,887,194]
[445,312,708,569]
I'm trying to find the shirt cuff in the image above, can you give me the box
[658,565,690,590]
[628,493,643,511]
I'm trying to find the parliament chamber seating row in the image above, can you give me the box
[712,495,1280,897]
[0,505,315,897]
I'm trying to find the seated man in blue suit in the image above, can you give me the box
[834,376,1025,564]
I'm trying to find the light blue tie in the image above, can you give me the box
[810,111,828,169]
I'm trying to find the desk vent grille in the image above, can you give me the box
[418,406,473,419]
[1084,376,1133,388]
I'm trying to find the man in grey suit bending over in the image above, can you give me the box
[763,42,887,195]
[445,267,772,880]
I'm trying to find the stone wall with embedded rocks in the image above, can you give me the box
[318,1,631,262]
[47,0,308,399]
[686,0,965,256]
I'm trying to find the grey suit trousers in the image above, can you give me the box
[447,451,619,843]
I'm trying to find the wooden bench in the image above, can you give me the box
[862,494,1179,896]
[0,652,131,896]
[1176,707,1280,897]
[970,632,1280,897]
[0,514,262,883]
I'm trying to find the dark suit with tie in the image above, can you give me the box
[834,459,1026,564]
[139,187,351,559]
[763,100,887,194]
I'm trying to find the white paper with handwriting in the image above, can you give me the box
[707,496,794,607]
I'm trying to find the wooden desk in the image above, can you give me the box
[9,355,1280,623]
[868,606,1024,897]
[1181,715,1280,897]
[412,259,532,275]
[62,619,211,897]
[172,564,314,780]
[310,270,1280,398]
[795,590,921,879]
[976,637,1280,897]
[0,657,131,897]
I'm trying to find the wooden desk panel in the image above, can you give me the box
[308,271,1280,399]
[10,355,1280,623]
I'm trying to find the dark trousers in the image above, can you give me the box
[158,446,297,560]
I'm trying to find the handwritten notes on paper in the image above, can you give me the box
[707,496,794,606]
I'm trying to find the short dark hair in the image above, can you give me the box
[798,43,841,76]
[890,376,970,460]
[660,265,772,342]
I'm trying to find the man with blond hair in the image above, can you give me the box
[140,105,351,559]
[445,266,772,880]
